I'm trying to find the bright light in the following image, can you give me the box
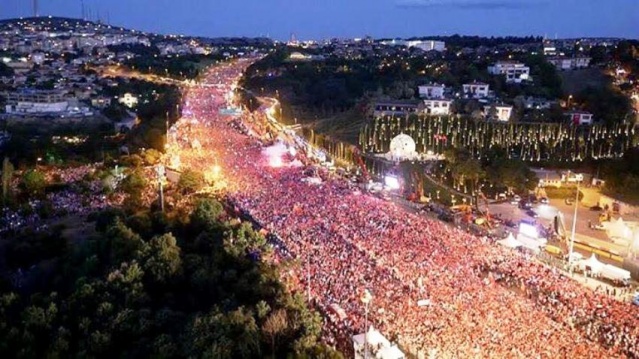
[212,165,221,177]
[519,222,539,239]
[289,147,297,157]
[269,156,283,168]
[384,175,400,190]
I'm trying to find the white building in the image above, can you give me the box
[4,89,69,114]
[353,327,405,359]
[408,40,446,52]
[484,104,513,122]
[381,39,445,52]
[547,56,591,70]
[488,61,530,83]
[462,82,489,98]
[423,99,452,115]
[418,83,445,99]
[118,93,139,108]
[566,111,594,125]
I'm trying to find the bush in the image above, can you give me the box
[544,187,584,201]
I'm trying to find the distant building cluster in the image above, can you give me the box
[0,17,268,125]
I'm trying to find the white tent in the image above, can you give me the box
[608,217,631,240]
[516,234,546,253]
[497,233,522,248]
[576,254,604,274]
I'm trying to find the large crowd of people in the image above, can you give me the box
[165,59,639,358]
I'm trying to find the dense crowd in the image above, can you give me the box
[165,59,639,358]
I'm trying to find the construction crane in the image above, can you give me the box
[475,191,493,229]
[352,147,370,184]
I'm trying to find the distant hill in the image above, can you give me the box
[0,16,273,46]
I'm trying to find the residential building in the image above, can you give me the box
[418,83,445,99]
[91,96,112,108]
[4,89,68,114]
[547,56,591,70]
[566,111,594,125]
[462,82,489,99]
[118,93,139,108]
[484,104,513,122]
[524,97,555,110]
[373,101,419,117]
[423,99,452,115]
[488,61,530,83]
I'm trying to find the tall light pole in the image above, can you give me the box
[156,165,165,212]
[306,255,311,302]
[567,180,580,269]
[360,289,372,359]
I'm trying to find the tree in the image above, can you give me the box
[191,197,225,230]
[106,218,146,264]
[120,170,147,196]
[1,157,14,204]
[178,169,205,194]
[142,233,182,283]
[262,309,289,357]
[21,169,47,198]
[490,159,537,193]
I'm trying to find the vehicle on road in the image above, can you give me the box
[526,209,539,218]
[599,265,631,287]
[565,197,575,205]
[592,223,606,230]
[510,195,521,204]
[540,197,549,204]
[565,252,584,263]
[519,200,532,209]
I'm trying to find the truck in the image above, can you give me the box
[599,264,631,287]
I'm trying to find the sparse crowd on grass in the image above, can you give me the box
[1,165,124,234]
[161,59,639,358]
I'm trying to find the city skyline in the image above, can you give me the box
[1,0,638,40]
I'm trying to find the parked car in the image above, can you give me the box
[564,252,584,263]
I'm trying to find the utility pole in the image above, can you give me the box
[567,180,580,270]
[33,0,39,17]
[306,255,311,302]
[156,165,165,212]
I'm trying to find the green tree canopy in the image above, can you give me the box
[21,169,47,198]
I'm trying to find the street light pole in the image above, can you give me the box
[360,289,372,359]
[307,254,311,302]
[156,165,165,212]
[567,180,580,269]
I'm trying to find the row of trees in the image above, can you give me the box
[0,195,342,358]
[439,146,538,197]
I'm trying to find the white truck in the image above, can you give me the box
[599,264,631,286]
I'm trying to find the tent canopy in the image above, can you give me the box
[577,254,604,273]
[497,233,522,248]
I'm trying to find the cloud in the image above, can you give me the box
[396,0,547,9]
